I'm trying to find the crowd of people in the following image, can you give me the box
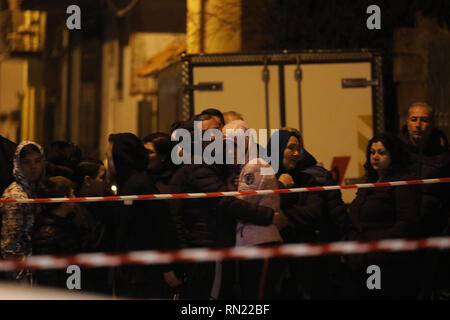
[0,102,448,300]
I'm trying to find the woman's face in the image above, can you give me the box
[283,136,301,172]
[20,152,44,182]
[144,142,165,171]
[370,141,391,175]
[91,165,107,195]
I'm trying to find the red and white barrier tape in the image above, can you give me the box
[0,178,449,204]
[1,237,449,271]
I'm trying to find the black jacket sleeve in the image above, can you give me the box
[190,166,274,226]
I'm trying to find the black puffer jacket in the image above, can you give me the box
[169,164,275,249]
[297,149,348,241]
[346,172,421,242]
[279,169,324,244]
[400,126,450,236]
[33,203,95,255]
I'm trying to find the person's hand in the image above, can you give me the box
[163,270,183,288]
[279,174,294,188]
[272,210,289,230]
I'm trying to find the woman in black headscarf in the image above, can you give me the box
[266,130,324,299]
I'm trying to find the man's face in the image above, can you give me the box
[202,117,221,146]
[407,106,434,145]
[212,116,224,130]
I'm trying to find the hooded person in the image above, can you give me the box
[266,130,324,299]
[222,120,285,299]
[107,133,179,299]
[107,133,148,192]
[1,141,45,283]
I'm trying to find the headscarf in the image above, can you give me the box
[13,140,45,198]
[266,130,296,178]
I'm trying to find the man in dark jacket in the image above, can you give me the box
[399,102,450,236]
[169,115,286,299]
[399,102,450,300]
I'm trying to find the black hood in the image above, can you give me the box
[400,125,447,156]
[110,133,148,189]
[296,148,317,170]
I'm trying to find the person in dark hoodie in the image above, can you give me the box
[399,102,450,299]
[169,115,287,300]
[1,141,45,284]
[142,132,184,293]
[107,133,179,299]
[266,130,324,299]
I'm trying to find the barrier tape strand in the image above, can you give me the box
[0,178,448,204]
[0,237,449,271]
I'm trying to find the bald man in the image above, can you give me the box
[400,102,450,299]
[401,102,449,181]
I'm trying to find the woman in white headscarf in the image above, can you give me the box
[1,141,45,283]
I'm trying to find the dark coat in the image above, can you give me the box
[118,169,176,253]
[114,169,176,298]
[346,174,421,242]
[400,126,450,236]
[169,164,275,249]
[279,169,324,244]
[110,133,172,297]
[0,136,16,196]
[297,149,348,241]
[342,172,422,299]
[33,203,95,255]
